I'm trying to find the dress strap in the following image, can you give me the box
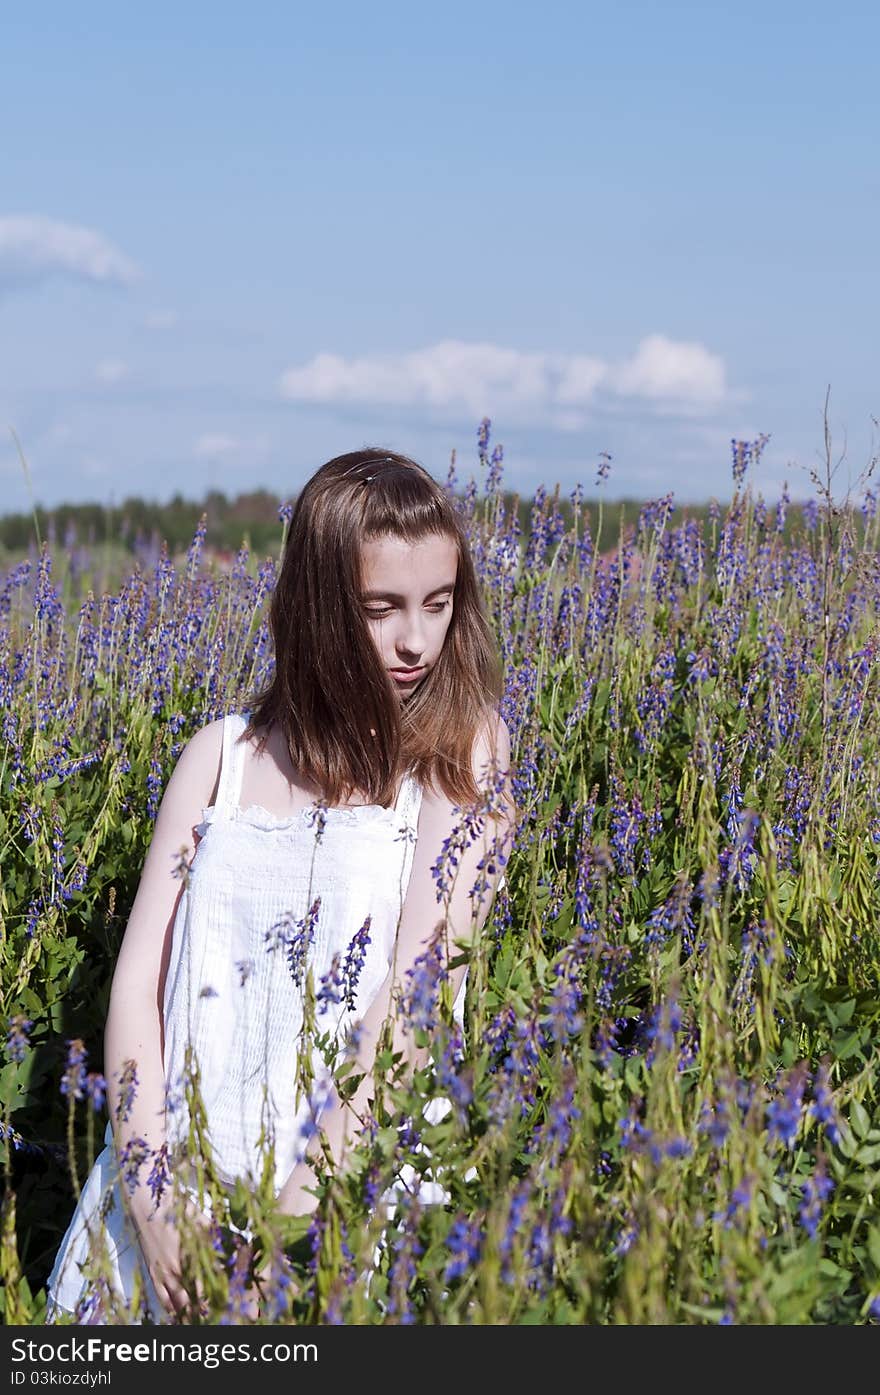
[215,712,249,816]
[392,769,420,830]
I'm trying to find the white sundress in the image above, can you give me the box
[47,709,468,1322]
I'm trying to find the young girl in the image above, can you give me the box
[46,447,516,1323]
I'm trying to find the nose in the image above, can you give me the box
[396,609,426,661]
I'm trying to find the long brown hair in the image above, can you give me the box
[242,447,505,811]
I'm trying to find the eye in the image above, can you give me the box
[363,598,452,618]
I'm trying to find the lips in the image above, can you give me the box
[390,666,425,680]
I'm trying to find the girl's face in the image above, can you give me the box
[359,532,458,695]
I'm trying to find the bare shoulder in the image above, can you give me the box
[171,716,226,805]
[420,708,515,822]
[471,709,516,829]
[471,708,512,775]
[109,718,227,987]
[180,716,225,757]
[149,717,225,847]
[404,709,515,949]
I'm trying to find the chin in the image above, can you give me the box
[398,680,423,702]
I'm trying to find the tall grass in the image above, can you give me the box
[3,423,880,1324]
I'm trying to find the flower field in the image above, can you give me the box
[3,423,880,1324]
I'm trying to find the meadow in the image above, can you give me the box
[3,422,880,1324]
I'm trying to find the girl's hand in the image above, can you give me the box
[129,1194,210,1322]
[234,1242,298,1322]
[276,1162,320,1219]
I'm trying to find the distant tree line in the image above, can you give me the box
[0,484,830,568]
[0,489,285,560]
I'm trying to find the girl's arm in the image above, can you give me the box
[103,719,222,1314]
[276,709,517,1216]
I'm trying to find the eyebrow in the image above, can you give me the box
[361,583,456,602]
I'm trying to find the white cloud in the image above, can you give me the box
[552,354,608,405]
[96,358,128,384]
[280,341,551,419]
[608,333,726,404]
[144,308,178,330]
[0,215,140,290]
[194,433,239,459]
[279,335,730,423]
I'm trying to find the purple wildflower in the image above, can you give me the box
[547,967,584,1045]
[61,861,89,902]
[730,434,770,486]
[444,1214,483,1283]
[595,451,612,486]
[608,777,645,878]
[145,756,164,822]
[525,1183,571,1296]
[342,916,372,1011]
[146,1142,171,1208]
[6,1014,32,1064]
[265,896,321,988]
[115,1060,139,1123]
[714,1177,754,1230]
[507,1013,546,1089]
[620,1099,690,1166]
[400,927,445,1032]
[304,802,328,844]
[809,1059,841,1146]
[477,417,491,461]
[499,1179,532,1284]
[699,1095,732,1149]
[483,1004,516,1059]
[799,1155,834,1239]
[317,952,344,1014]
[261,1251,297,1322]
[85,1073,107,1112]
[531,1073,581,1168]
[60,1039,88,1101]
[613,1213,639,1257]
[222,1237,254,1325]
[386,1198,424,1324]
[766,1062,810,1150]
[118,1136,151,1195]
[433,1025,473,1126]
[644,992,683,1063]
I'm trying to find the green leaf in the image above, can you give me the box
[833,1031,863,1061]
[769,1178,789,1207]
[624,1056,643,1093]
[279,1213,314,1250]
[850,1099,871,1140]
[836,998,857,1026]
[867,1225,880,1272]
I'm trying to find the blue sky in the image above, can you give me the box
[1,0,878,514]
